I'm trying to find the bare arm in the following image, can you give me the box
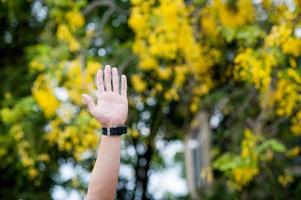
[82,65,128,200]
[86,136,121,200]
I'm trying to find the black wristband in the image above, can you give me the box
[102,126,127,136]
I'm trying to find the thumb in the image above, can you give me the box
[82,94,96,115]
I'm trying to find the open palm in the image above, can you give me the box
[82,65,128,127]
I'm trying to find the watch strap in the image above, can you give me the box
[102,126,127,136]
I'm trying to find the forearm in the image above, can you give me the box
[86,135,121,200]
[83,65,128,199]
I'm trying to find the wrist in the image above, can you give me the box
[101,121,126,128]
[101,126,127,136]
[101,135,122,139]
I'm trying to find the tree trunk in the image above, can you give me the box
[184,111,212,199]
[132,142,154,200]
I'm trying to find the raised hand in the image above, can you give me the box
[82,65,128,127]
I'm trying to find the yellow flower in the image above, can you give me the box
[287,68,301,84]
[174,65,188,88]
[22,157,34,167]
[155,83,163,92]
[282,37,301,56]
[32,75,60,118]
[240,129,258,159]
[274,78,299,117]
[291,110,301,135]
[68,38,80,52]
[232,167,259,189]
[66,10,85,30]
[265,24,292,48]
[87,61,101,79]
[234,48,276,92]
[287,146,300,158]
[214,0,254,28]
[131,74,147,93]
[139,56,158,71]
[56,24,80,52]
[28,168,38,179]
[200,7,218,39]
[38,154,50,162]
[57,24,72,41]
[190,97,199,113]
[164,88,179,101]
[129,0,214,100]
[130,129,139,138]
[157,67,172,80]
[278,174,293,187]
[29,60,44,71]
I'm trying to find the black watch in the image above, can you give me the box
[102,126,127,136]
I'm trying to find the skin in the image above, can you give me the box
[82,64,128,200]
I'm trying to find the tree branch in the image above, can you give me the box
[83,0,129,16]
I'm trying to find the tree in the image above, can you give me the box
[1,0,301,199]
[128,0,301,199]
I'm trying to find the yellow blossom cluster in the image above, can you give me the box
[31,57,100,118]
[66,10,85,31]
[9,124,50,183]
[278,173,293,187]
[234,48,277,92]
[29,60,45,71]
[263,24,301,134]
[129,0,215,105]
[231,167,259,190]
[273,77,300,117]
[290,110,301,136]
[61,59,100,104]
[32,75,60,118]
[240,129,258,159]
[45,111,100,160]
[231,9,301,124]
[56,9,85,52]
[272,67,301,118]
[213,0,254,28]
[214,129,262,190]
[57,24,80,52]
[287,146,300,157]
[29,55,102,162]
[230,129,259,189]
[129,128,140,138]
[200,7,219,40]
[219,128,287,191]
[266,2,298,26]
[131,74,147,93]
[265,24,301,57]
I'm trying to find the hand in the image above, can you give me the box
[82,65,128,127]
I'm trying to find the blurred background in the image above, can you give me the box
[1,0,301,199]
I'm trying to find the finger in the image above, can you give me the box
[121,75,127,97]
[96,69,105,93]
[104,65,112,92]
[112,67,119,93]
[82,94,96,116]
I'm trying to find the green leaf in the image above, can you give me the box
[213,153,241,171]
[257,139,286,153]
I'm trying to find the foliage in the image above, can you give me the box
[1,0,301,199]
